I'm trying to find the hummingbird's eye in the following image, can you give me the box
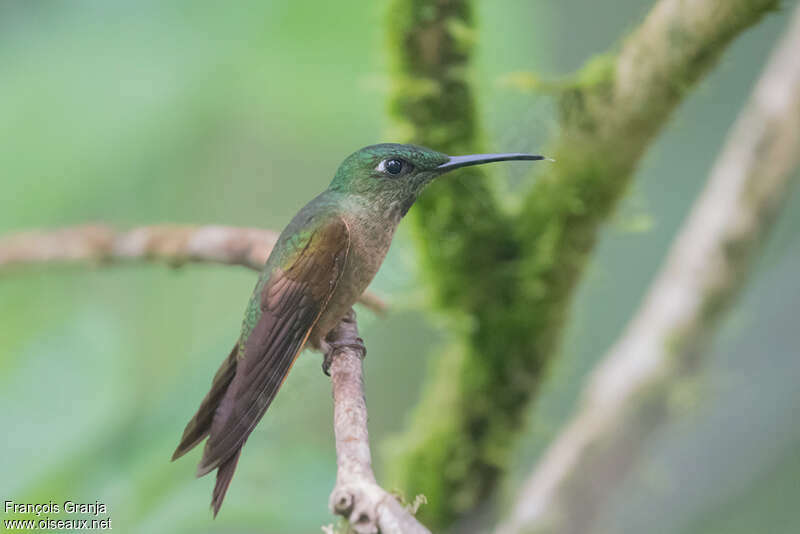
[385,159,403,174]
[376,158,408,176]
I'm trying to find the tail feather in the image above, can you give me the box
[172,342,247,518]
[172,343,239,461]
[211,448,242,517]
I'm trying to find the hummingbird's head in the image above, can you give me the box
[329,143,545,217]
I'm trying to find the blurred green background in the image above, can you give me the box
[1,1,798,533]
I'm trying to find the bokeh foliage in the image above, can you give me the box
[1,1,798,533]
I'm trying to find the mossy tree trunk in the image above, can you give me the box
[385,0,781,529]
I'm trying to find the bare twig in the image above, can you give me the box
[0,224,386,314]
[326,310,431,534]
[497,5,800,534]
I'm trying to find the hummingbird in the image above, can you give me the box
[171,143,545,515]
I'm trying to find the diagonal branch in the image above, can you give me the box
[326,310,431,534]
[0,224,386,314]
[388,0,779,527]
[497,4,800,533]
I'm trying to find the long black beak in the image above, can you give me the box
[436,153,547,172]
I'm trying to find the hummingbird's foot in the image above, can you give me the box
[322,336,366,376]
[322,310,367,376]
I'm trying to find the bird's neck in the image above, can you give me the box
[326,190,403,265]
[329,189,407,229]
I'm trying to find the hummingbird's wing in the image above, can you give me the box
[193,215,350,513]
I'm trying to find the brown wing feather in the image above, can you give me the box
[196,216,350,481]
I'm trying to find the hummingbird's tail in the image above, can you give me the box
[172,343,239,460]
[211,448,242,517]
[172,342,246,517]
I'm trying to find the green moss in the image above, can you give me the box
[383,0,780,529]
[575,53,615,89]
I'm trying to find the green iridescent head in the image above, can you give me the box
[328,143,545,216]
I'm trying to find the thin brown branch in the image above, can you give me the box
[0,224,386,314]
[497,5,800,534]
[326,310,431,534]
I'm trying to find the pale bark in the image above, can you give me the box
[0,224,385,313]
[326,310,431,534]
[497,5,800,533]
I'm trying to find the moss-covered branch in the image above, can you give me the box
[385,0,519,526]
[387,0,515,312]
[386,0,780,528]
[497,6,800,531]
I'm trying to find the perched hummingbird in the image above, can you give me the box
[171,143,545,515]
